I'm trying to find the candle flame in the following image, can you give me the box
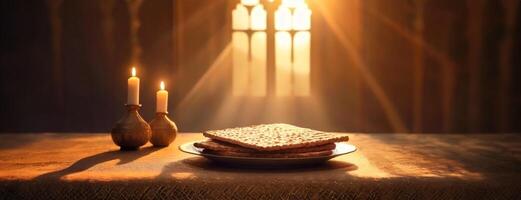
[160,81,165,90]
[131,67,136,77]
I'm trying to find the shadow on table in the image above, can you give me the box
[158,157,358,177]
[35,146,160,180]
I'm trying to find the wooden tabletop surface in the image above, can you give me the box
[0,133,520,199]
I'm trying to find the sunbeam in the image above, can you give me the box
[314,1,408,132]
[174,40,333,131]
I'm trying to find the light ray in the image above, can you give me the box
[366,7,457,69]
[175,44,232,113]
[315,2,408,132]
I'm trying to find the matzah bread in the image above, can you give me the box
[202,149,334,158]
[194,139,336,153]
[203,124,349,151]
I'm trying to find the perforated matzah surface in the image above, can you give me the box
[203,124,349,151]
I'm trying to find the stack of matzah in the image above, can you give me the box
[195,124,349,158]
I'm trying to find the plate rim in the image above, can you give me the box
[178,140,357,161]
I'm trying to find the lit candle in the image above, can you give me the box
[127,67,140,105]
[156,81,168,113]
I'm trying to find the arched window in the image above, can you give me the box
[232,0,311,97]
[232,1,267,96]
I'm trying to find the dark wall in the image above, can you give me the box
[361,0,521,133]
[0,0,173,132]
[0,0,520,133]
[1,0,56,131]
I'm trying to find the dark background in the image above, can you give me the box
[1,0,520,133]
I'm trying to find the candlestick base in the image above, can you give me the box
[149,112,178,147]
[111,104,152,150]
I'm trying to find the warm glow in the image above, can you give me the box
[232,32,249,96]
[232,0,311,96]
[293,31,310,96]
[275,7,292,31]
[131,67,136,77]
[241,0,259,6]
[275,31,311,96]
[281,0,306,8]
[232,1,267,96]
[250,32,267,96]
[251,5,267,30]
[275,32,293,96]
[160,81,165,90]
[293,5,311,30]
[232,32,267,96]
[232,4,249,30]
[276,1,310,31]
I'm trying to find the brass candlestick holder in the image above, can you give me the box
[111,104,152,150]
[149,112,178,147]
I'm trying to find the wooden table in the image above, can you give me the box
[0,133,520,199]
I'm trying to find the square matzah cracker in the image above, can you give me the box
[203,124,349,151]
[194,139,336,153]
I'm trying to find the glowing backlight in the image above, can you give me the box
[281,0,305,8]
[250,32,267,96]
[232,32,249,96]
[232,0,311,97]
[275,7,292,31]
[293,6,311,30]
[241,0,259,6]
[232,4,249,30]
[276,32,293,96]
[251,5,267,30]
[293,31,310,96]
